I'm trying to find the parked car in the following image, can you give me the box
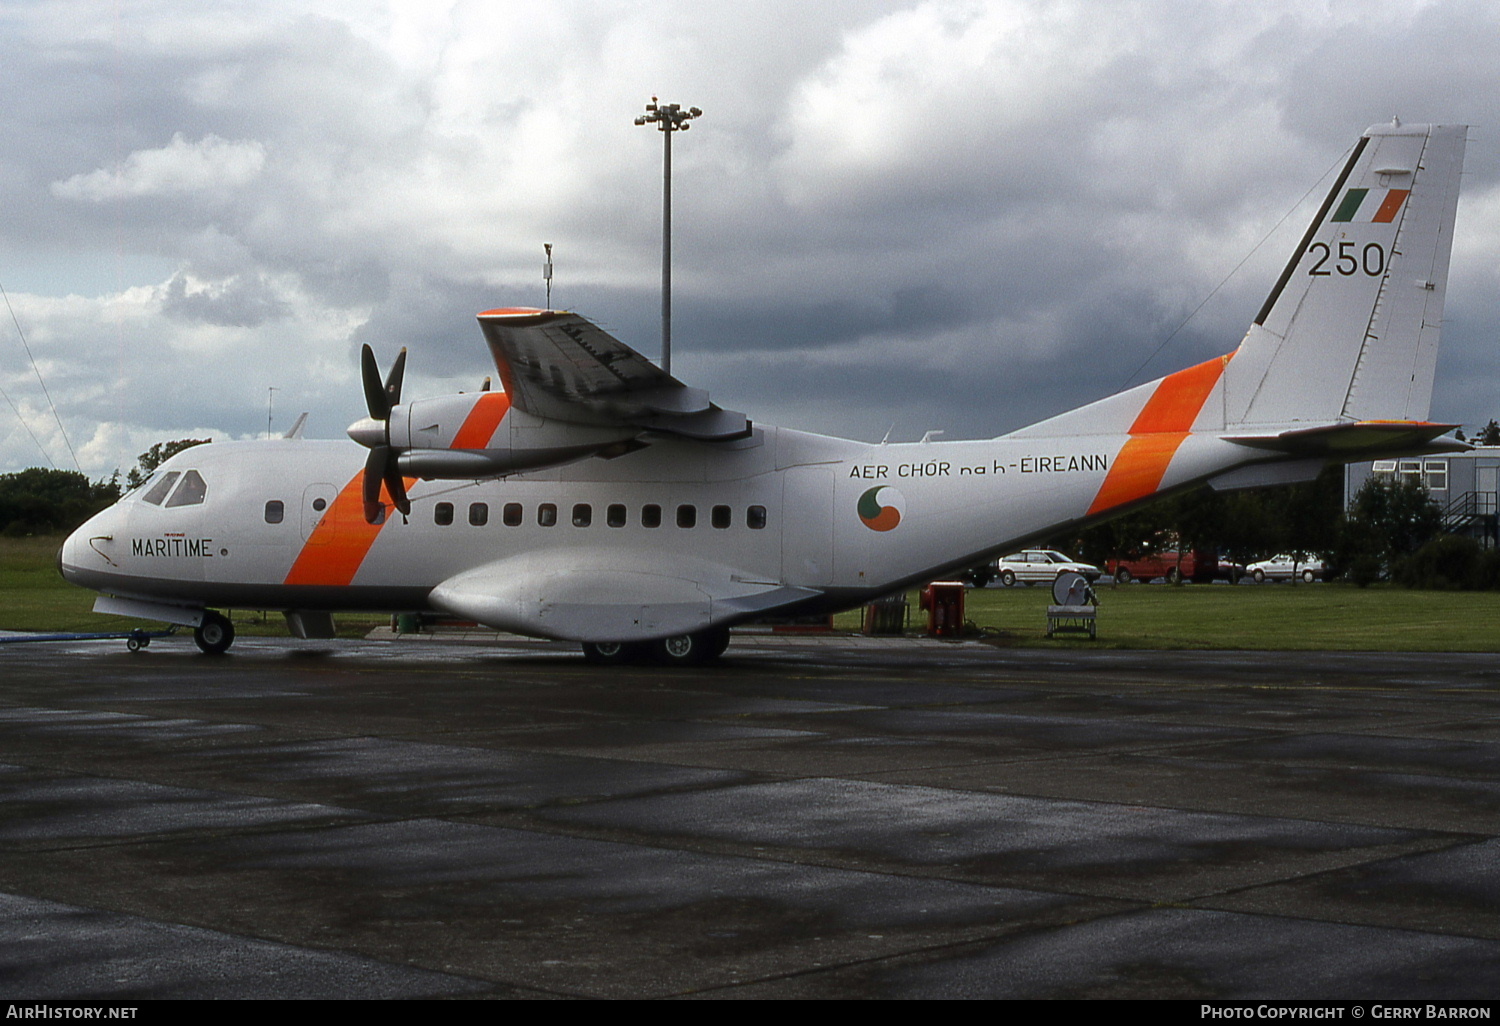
[1246,554,1326,583]
[1106,547,1242,584]
[993,550,1102,587]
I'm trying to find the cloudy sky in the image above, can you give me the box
[3,0,1499,478]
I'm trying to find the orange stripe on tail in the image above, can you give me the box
[1087,353,1231,516]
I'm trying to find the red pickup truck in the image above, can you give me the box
[1105,549,1242,584]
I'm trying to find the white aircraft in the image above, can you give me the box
[60,121,1468,663]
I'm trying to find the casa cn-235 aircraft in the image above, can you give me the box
[61,120,1468,663]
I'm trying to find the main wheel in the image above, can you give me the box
[193,611,235,655]
[650,628,730,666]
[581,641,645,665]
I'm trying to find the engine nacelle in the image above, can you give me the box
[349,392,639,480]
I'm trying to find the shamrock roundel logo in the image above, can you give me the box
[857,486,904,532]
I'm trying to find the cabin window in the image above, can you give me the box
[711,504,731,529]
[677,504,697,528]
[642,504,662,528]
[607,503,627,528]
[747,505,767,529]
[141,471,180,506]
[165,470,206,508]
[572,503,592,527]
[435,502,454,526]
[503,502,522,526]
[538,503,557,527]
[469,502,489,526]
[265,500,284,524]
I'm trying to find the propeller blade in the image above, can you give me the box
[362,445,388,524]
[384,348,407,409]
[383,459,411,518]
[361,344,389,421]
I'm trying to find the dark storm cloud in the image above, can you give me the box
[2,0,1499,474]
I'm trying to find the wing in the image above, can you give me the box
[477,308,751,441]
[428,548,820,643]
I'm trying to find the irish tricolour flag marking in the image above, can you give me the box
[1330,188,1410,223]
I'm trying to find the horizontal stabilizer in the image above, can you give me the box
[1224,421,1466,457]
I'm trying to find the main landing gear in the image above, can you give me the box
[581,628,731,666]
[193,610,235,655]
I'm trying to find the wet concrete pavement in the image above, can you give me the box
[3,633,1500,998]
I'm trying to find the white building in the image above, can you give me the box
[1345,447,1500,546]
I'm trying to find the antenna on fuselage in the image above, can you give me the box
[543,243,553,309]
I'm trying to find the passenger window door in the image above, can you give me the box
[301,483,340,541]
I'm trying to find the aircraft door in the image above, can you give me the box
[781,466,834,586]
[301,483,340,543]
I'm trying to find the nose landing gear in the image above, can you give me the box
[193,611,235,655]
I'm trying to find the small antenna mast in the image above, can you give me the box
[543,243,553,309]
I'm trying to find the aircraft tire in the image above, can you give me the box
[581,641,645,665]
[651,628,729,666]
[194,611,235,655]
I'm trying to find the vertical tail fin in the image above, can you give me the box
[1224,121,1467,429]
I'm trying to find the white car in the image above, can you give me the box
[1246,554,1325,583]
[994,550,1102,587]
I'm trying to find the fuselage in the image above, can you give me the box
[60,420,1218,630]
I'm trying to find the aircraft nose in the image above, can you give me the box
[347,416,385,449]
[58,523,88,584]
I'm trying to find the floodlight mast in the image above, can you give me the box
[634,97,701,375]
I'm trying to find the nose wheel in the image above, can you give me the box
[193,611,235,655]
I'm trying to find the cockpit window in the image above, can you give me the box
[141,471,180,506]
[165,469,208,507]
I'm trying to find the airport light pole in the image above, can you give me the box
[635,97,701,376]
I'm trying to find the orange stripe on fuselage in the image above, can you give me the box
[283,395,508,588]
[451,392,511,449]
[1087,353,1231,516]
[283,473,402,587]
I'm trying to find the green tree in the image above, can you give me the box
[0,468,121,535]
[1478,420,1500,446]
[1335,476,1443,586]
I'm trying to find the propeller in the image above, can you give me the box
[356,344,411,524]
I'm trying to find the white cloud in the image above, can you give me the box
[50,133,266,202]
